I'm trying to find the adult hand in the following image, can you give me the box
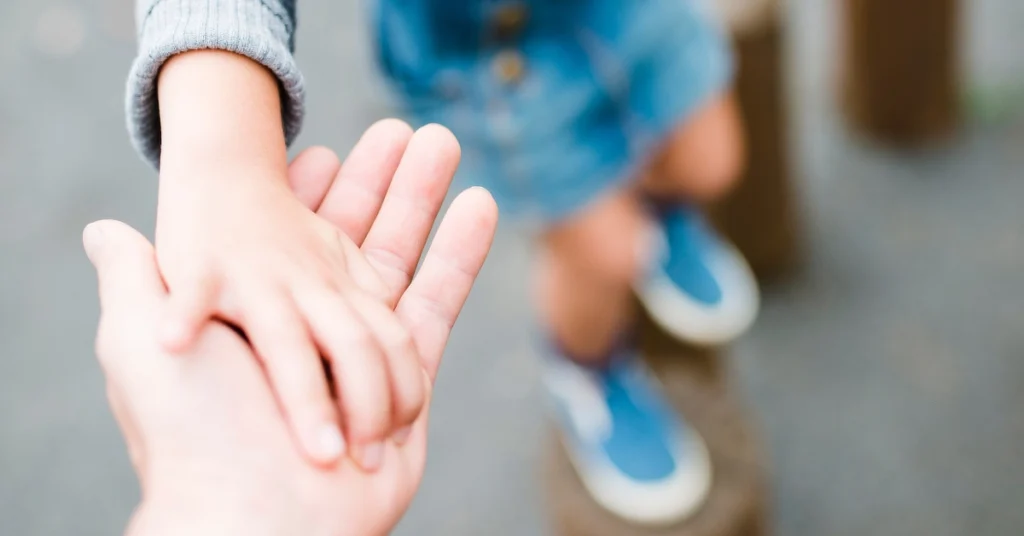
[86,121,498,536]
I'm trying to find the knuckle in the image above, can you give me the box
[277,362,329,407]
[218,296,245,324]
[346,402,391,440]
[251,299,303,331]
[343,326,378,352]
[346,424,378,445]
[398,383,426,424]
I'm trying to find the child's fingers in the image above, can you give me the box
[242,290,345,466]
[317,119,414,245]
[397,187,498,381]
[159,270,219,352]
[288,146,343,211]
[360,124,462,308]
[295,289,393,472]
[344,289,427,444]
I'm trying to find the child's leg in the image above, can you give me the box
[535,92,744,359]
[534,188,715,526]
[535,190,649,361]
[631,91,758,345]
[641,93,745,202]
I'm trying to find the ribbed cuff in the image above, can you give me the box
[126,0,305,168]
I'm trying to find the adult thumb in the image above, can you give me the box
[83,220,166,314]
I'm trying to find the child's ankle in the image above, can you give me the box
[551,329,635,369]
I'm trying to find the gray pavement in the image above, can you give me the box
[1,1,1023,535]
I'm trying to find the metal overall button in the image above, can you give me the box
[492,49,526,86]
[491,2,529,41]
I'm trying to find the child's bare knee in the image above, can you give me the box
[666,140,744,200]
[542,193,647,287]
[650,93,746,201]
[585,237,643,287]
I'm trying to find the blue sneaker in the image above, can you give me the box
[636,206,759,345]
[543,344,712,525]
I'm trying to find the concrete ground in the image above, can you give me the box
[1,1,1022,535]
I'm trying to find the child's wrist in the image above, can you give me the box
[158,145,286,188]
[157,50,289,176]
[158,128,288,185]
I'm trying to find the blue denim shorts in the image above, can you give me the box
[375,0,733,223]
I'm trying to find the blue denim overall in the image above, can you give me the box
[375,0,733,222]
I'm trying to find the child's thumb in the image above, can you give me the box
[159,272,218,352]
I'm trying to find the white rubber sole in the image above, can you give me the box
[635,240,760,346]
[561,430,713,526]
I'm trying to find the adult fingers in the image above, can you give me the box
[83,220,167,316]
[287,146,343,211]
[361,124,462,307]
[396,187,498,380]
[317,119,414,245]
[83,220,166,471]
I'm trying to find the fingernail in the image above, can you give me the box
[393,426,412,445]
[357,442,384,471]
[82,223,105,256]
[316,424,346,461]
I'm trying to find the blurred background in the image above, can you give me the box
[1,0,1023,534]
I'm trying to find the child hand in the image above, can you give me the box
[154,122,464,473]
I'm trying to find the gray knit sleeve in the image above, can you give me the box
[127,0,304,168]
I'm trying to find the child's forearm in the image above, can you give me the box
[157,50,289,181]
[128,0,304,169]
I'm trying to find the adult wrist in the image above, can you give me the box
[126,501,254,536]
[127,491,294,536]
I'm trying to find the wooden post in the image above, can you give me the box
[841,0,961,145]
[710,0,800,282]
[543,311,770,536]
